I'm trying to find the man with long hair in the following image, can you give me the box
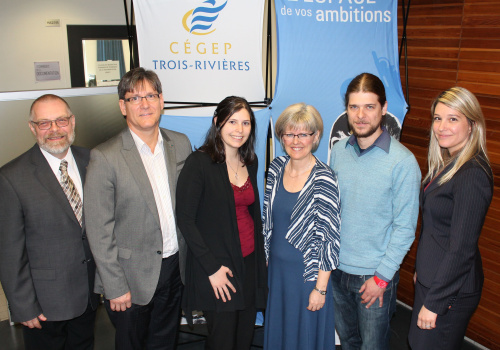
[329,73,421,349]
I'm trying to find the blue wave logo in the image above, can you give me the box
[182,0,228,35]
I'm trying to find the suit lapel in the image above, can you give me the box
[423,176,440,197]
[422,161,455,204]
[161,129,177,209]
[30,145,80,226]
[121,129,161,228]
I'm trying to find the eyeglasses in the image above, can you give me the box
[31,116,72,130]
[124,93,160,104]
[282,132,315,140]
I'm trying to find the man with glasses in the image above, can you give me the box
[0,94,98,350]
[85,68,191,350]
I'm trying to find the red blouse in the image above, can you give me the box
[231,176,255,257]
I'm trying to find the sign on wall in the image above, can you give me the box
[34,62,61,82]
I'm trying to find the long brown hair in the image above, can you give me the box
[198,96,256,165]
[344,72,387,109]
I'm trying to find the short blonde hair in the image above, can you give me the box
[425,87,489,184]
[275,103,323,152]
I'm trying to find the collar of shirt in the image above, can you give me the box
[39,146,84,199]
[346,127,391,157]
[130,128,163,156]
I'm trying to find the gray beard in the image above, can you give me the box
[39,130,75,155]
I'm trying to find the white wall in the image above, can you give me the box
[1,0,131,92]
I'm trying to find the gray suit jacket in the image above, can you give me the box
[0,145,97,322]
[84,128,191,305]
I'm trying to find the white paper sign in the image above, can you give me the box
[96,61,121,86]
[34,62,61,82]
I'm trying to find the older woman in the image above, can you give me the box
[262,103,341,350]
[408,87,493,349]
[176,96,267,350]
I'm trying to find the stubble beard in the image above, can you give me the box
[349,120,381,139]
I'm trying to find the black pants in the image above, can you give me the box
[203,252,257,350]
[408,280,481,350]
[105,253,183,350]
[23,300,97,350]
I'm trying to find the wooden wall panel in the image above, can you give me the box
[398,0,500,348]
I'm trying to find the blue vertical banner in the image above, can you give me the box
[271,0,406,162]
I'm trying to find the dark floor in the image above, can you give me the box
[0,303,484,349]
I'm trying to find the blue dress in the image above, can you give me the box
[263,179,335,350]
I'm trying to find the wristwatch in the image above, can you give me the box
[374,276,388,288]
[313,287,327,295]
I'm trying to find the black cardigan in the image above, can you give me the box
[176,151,267,314]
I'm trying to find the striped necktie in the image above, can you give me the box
[59,160,83,226]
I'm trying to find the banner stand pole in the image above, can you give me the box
[123,0,138,69]
[399,0,411,112]
[264,0,273,105]
[163,101,270,110]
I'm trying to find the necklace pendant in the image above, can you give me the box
[235,173,239,179]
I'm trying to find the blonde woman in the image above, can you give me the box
[408,87,493,349]
[262,103,340,350]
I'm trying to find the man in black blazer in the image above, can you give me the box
[0,94,98,350]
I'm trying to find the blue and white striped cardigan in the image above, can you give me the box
[262,155,341,281]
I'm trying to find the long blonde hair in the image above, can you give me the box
[424,87,489,185]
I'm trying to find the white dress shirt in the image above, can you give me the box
[130,129,178,258]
